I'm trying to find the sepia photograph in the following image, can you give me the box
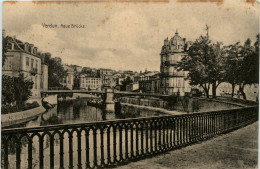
[1,0,259,168]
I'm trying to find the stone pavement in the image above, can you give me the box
[117,122,258,169]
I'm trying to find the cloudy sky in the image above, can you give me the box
[3,0,259,72]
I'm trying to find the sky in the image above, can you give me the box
[3,0,259,72]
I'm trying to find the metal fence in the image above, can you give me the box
[1,106,258,169]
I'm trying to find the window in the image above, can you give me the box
[35,60,38,69]
[35,75,37,89]
[8,58,13,69]
[31,59,34,69]
[26,57,29,66]
[68,76,71,84]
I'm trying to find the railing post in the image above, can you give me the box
[166,119,169,149]
[59,135,64,169]
[113,125,117,162]
[100,127,105,166]
[140,122,144,156]
[93,128,98,167]
[16,137,21,169]
[154,120,158,152]
[68,132,74,169]
[170,118,173,148]
[119,124,123,161]
[135,122,139,156]
[28,138,33,169]
[3,137,9,169]
[180,117,183,145]
[125,124,129,160]
[162,119,166,150]
[176,117,180,146]
[150,121,153,153]
[77,130,82,169]
[50,135,55,169]
[145,121,149,154]
[106,127,111,165]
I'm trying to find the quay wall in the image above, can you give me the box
[1,106,46,128]
[119,96,242,113]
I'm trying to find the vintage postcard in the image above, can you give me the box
[1,0,259,169]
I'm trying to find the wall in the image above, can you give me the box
[41,64,48,90]
[2,51,42,97]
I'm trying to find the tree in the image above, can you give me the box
[177,34,225,98]
[2,31,7,66]
[73,72,80,89]
[120,77,133,91]
[2,74,33,107]
[14,74,34,107]
[237,38,258,99]
[208,42,226,97]
[42,53,67,88]
[224,42,242,97]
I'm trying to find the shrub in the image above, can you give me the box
[2,74,33,109]
[2,101,40,114]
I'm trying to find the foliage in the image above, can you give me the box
[2,34,7,66]
[224,42,242,97]
[224,35,259,99]
[73,71,80,90]
[41,53,67,88]
[120,77,133,91]
[177,34,226,98]
[2,74,34,113]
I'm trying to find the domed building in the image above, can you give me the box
[160,30,191,96]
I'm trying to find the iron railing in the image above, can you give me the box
[1,106,258,169]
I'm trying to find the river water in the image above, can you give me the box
[5,98,166,129]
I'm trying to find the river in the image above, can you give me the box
[5,98,166,129]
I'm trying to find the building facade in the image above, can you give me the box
[2,36,48,97]
[160,30,191,96]
[61,65,74,90]
[98,68,114,88]
[139,74,160,93]
[80,74,101,90]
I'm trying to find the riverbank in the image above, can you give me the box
[1,106,46,128]
[120,103,184,115]
[120,96,245,113]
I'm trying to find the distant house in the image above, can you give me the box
[61,65,74,90]
[126,82,139,92]
[2,36,48,97]
[98,68,114,88]
[80,74,101,91]
[139,73,160,93]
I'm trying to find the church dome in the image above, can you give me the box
[170,30,185,47]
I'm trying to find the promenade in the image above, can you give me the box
[118,122,258,169]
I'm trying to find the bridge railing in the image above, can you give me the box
[1,106,258,169]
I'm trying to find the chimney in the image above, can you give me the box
[164,37,168,46]
[29,44,34,54]
[24,42,28,52]
[34,47,38,55]
[2,29,5,38]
